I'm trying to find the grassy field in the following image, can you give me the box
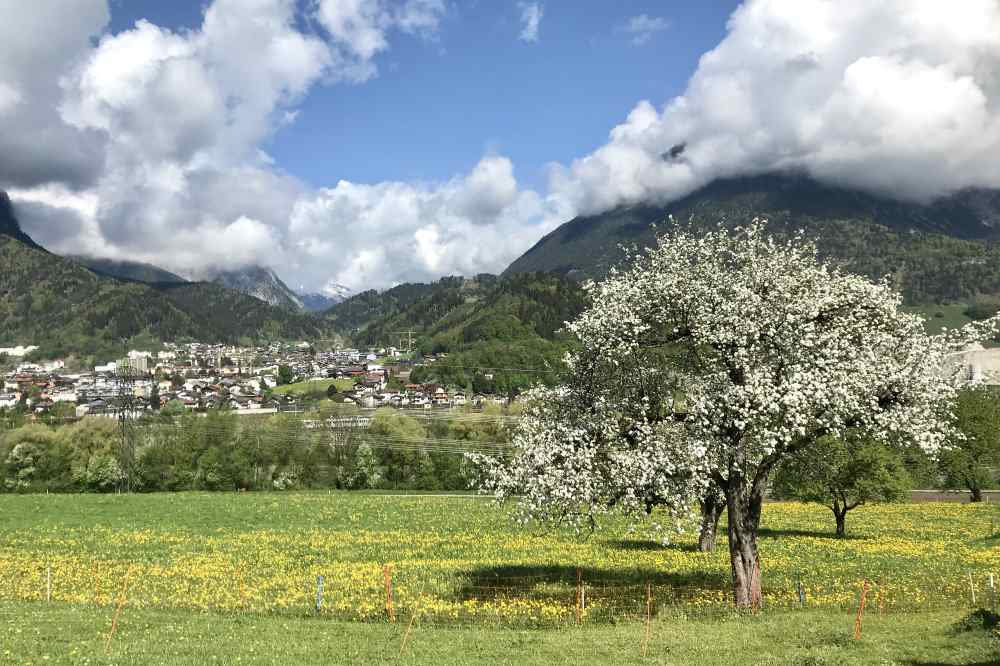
[906,303,974,334]
[4,602,997,665]
[270,378,354,396]
[1,492,998,663]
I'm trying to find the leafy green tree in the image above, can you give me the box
[354,443,382,489]
[941,387,1000,502]
[59,418,121,492]
[160,399,186,417]
[0,424,62,491]
[414,451,440,490]
[277,365,294,386]
[149,383,161,411]
[773,435,911,536]
[368,409,426,488]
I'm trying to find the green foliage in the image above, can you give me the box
[0,408,513,493]
[69,255,187,283]
[330,273,585,393]
[952,609,1000,634]
[0,423,68,492]
[276,365,295,386]
[773,435,911,536]
[161,400,186,417]
[964,297,1000,321]
[940,387,1000,501]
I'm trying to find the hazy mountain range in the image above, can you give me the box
[68,256,351,313]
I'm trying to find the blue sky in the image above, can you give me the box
[108,1,740,191]
[9,0,988,293]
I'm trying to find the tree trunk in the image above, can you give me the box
[724,482,763,609]
[698,493,723,552]
[834,507,846,537]
[971,486,983,503]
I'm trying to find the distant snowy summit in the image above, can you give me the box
[297,283,353,312]
[195,265,305,311]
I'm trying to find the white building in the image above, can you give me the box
[50,390,77,403]
[0,345,38,357]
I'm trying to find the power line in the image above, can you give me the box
[415,363,561,374]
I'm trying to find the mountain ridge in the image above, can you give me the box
[504,173,1000,304]
[199,265,304,311]
[0,191,331,360]
[69,255,188,284]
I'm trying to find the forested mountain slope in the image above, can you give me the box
[0,192,331,360]
[327,273,587,393]
[505,173,1000,305]
[69,255,187,284]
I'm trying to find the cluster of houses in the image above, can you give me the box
[1,341,507,419]
[333,378,505,410]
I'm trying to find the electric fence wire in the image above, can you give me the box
[140,419,514,457]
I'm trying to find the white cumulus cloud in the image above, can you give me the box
[551,0,1000,214]
[620,14,671,46]
[518,2,543,43]
[286,155,559,291]
[8,0,1000,294]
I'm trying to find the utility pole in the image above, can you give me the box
[113,341,139,493]
[390,331,417,354]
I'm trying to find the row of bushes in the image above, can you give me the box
[0,407,512,493]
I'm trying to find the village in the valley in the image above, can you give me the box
[0,342,509,421]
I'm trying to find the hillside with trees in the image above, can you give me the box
[327,273,588,394]
[0,193,332,361]
[68,256,187,284]
[505,173,1000,305]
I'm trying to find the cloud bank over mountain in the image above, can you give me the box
[5,0,1000,292]
[550,0,1000,215]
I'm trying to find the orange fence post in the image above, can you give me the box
[853,580,871,641]
[384,565,396,623]
[104,566,134,655]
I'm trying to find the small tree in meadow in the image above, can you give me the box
[772,435,910,536]
[940,386,1000,502]
[473,220,996,608]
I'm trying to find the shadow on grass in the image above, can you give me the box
[456,563,729,611]
[905,662,1000,666]
[607,539,701,553]
[757,527,863,541]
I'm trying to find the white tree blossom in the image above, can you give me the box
[473,219,999,607]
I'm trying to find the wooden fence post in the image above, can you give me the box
[384,565,396,623]
[46,564,51,603]
[642,582,652,657]
[575,568,583,625]
[315,575,324,614]
[853,580,870,641]
[796,576,805,607]
[969,572,977,607]
[990,574,996,613]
